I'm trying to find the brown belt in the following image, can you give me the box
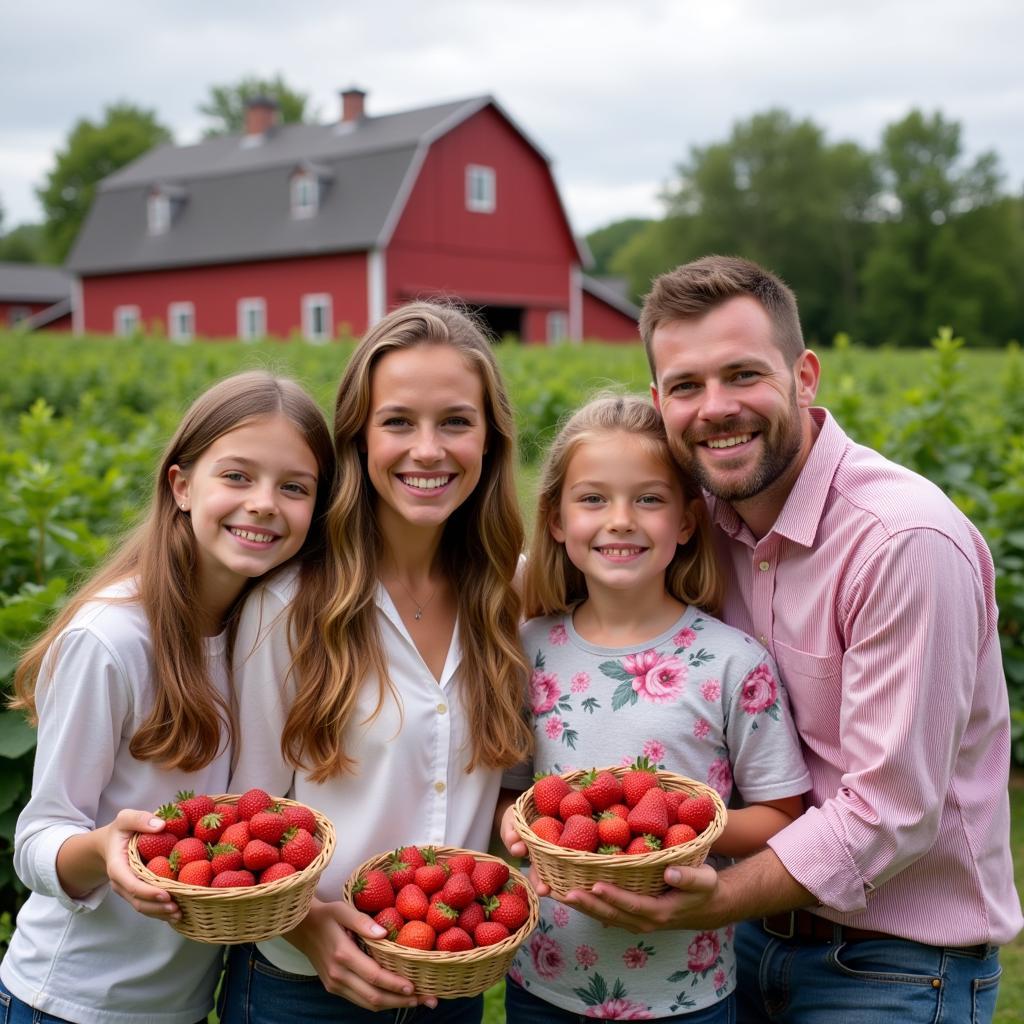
[761,909,893,944]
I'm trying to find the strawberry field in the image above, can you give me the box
[1,329,1023,1018]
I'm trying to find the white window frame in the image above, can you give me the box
[148,193,171,235]
[114,305,140,337]
[466,164,496,213]
[302,293,332,343]
[237,297,266,341]
[168,301,195,343]
[546,310,569,345]
[291,173,319,219]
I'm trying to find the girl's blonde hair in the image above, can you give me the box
[11,371,335,772]
[523,394,722,619]
[283,302,532,782]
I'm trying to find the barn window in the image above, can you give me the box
[291,173,319,219]
[168,302,195,342]
[302,293,332,343]
[466,165,496,213]
[148,194,171,235]
[546,310,569,344]
[114,305,140,336]
[237,298,266,340]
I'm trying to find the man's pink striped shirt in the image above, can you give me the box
[710,408,1022,945]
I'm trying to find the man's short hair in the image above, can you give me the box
[639,255,805,379]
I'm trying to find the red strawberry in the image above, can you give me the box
[558,814,599,852]
[598,844,629,855]
[209,843,244,874]
[626,834,662,855]
[395,883,429,921]
[663,823,699,848]
[627,789,669,839]
[395,845,426,870]
[236,788,273,821]
[470,860,510,898]
[220,821,251,851]
[396,921,436,950]
[425,900,459,933]
[147,855,174,879]
[663,791,685,815]
[260,862,298,883]
[386,853,417,891]
[136,830,177,863]
[212,869,255,888]
[529,816,564,844]
[214,802,239,829]
[249,808,288,845]
[484,891,529,931]
[352,869,396,913]
[193,812,226,844]
[596,811,632,849]
[607,803,631,820]
[558,791,593,821]
[373,906,405,941]
[474,921,510,946]
[178,859,214,886]
[677,795,717,834]
[281,803,317,834]
[414,852,449,895]
[457,901,486,933]
[440,871,477,910]
[532,773,572,817]
[579,769,623,811]
[169,837,208,873]
[620,756,660,807]
[155,802,190,838]
[243,839,280,872]
[446,852,477,876]
[280,828,320,870]
[175,790,215,827]
[437,926,474,952]
[503,878,528,900]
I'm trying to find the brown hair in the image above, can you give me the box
[283,302,532,781]
[11,371,335,772]
[639,255,804,378]
[523,393,722,619]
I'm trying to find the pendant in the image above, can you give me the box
[414,609,423,620]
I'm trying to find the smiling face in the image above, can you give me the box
[169,414,319,619]
[651,295,819,516]
[550,431,696,601]
[364,343,488,540]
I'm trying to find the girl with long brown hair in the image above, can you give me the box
[219,303,532,1022]
[0,371,334,1024]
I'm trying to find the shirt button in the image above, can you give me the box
[436,703,447,715]
[759,635,768,646]
[758,560,770,572]
[434,781,446,793]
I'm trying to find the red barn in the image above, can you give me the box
[67,91,638,344]
[0,262,73,331]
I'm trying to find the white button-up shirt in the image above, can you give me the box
[231,568,504,975]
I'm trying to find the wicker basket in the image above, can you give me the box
[128,793,336,944]
[512,766,726,898]
[342,846,540,999]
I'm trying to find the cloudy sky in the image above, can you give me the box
[2,0,1022,237]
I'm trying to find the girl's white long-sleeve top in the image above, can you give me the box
[1,591,230,1024]
[230,567,504,976]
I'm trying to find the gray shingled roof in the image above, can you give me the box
[0,261,73,302]
[582,274,640,320]
[67,94,581,275]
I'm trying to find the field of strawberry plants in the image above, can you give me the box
[1,328,1022,1018]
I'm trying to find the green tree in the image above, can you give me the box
[585,218,652,277]
[0,220,47,263]
[199,74,310,137]
[36,103,172,263]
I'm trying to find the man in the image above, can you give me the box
[565,255,1020,1021]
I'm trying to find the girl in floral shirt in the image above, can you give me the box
[501,395,810,1021]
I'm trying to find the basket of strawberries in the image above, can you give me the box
[343,845,539,999]
[511,757,727,898]
[127,788,335,944]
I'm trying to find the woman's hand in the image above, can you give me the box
[104,809,181,919]
[499,803,528,859]
[285,898,437,1010]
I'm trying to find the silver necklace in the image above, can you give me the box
[392,578,437,620]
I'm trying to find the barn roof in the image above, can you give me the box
[67,94,584,275]
[0,261,73,302]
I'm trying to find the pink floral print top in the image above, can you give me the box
[507,607,810,1018]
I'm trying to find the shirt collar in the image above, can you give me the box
[707,408,849,548]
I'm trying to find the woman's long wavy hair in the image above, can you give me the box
[283,302,533,781]
[11,371,335,772]
[523,393,723,619]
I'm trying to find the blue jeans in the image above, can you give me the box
[505,977,736,1022]
[218,942,483,1023]
[734,919,1002,1023]
[0,979,207,1023]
